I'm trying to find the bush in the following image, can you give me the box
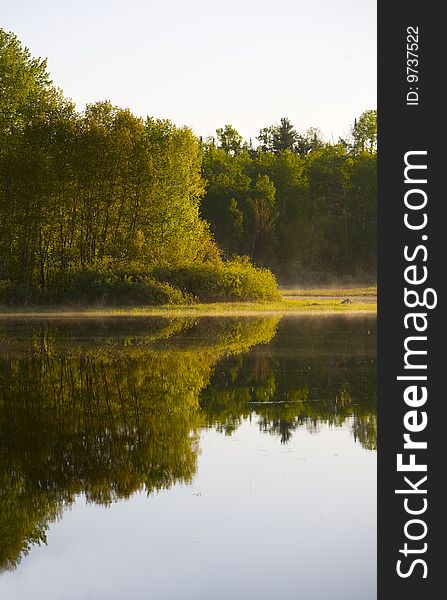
[0,258,280,306]
[53,266,189,306]
[0,281,45,305]
[0,267,188,307]
[152,257,280,302]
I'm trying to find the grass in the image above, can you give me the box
[280,286,377,297]
[0,296,376,318]
[116,299,376,316]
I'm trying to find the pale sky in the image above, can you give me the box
[2,0,376,142]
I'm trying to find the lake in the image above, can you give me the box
[0,315,376,599]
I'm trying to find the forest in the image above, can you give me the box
[0,30,376,305]
[202,111,376,283]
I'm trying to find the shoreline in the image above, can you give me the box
[0,298,377,319]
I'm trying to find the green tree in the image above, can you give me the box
[1,28,376,296]
[296,127,325,155]
[216,124,243,155]
[257,117,298,153]
[249,174,277,265]
[351,109,377,154]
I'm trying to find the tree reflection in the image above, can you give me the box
[201,317,377,448]
[0,316,376,570]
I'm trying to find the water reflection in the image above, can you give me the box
[0,316,375,571]
[201,317,376,448]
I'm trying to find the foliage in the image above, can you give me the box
[0,257,281,306]
[350,109,377,154]
[1,28,376,304]
[152,257,281,302]
[51,262,191,306]
[0,33,209,284]
[0,281,44,305]
[203,113,377,283]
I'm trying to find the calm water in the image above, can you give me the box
[0,315,376,599]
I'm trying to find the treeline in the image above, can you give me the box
[1,30,376,306]
[0,30,278,304]
[1,30,213,281]
[201,114,377,283]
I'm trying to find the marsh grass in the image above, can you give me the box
[0,297,376,318]
[281,286,377,297]
[116,298,376,316]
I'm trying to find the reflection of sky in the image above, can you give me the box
[0,419,376,600]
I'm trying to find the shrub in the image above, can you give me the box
[53,266,189,306]
[0,258,280,306]
[0,267,188,307]
[0,281,45,305]
[152,257,280,302]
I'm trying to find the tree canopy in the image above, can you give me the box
[1,29,376,302]
[202,112,376,282]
